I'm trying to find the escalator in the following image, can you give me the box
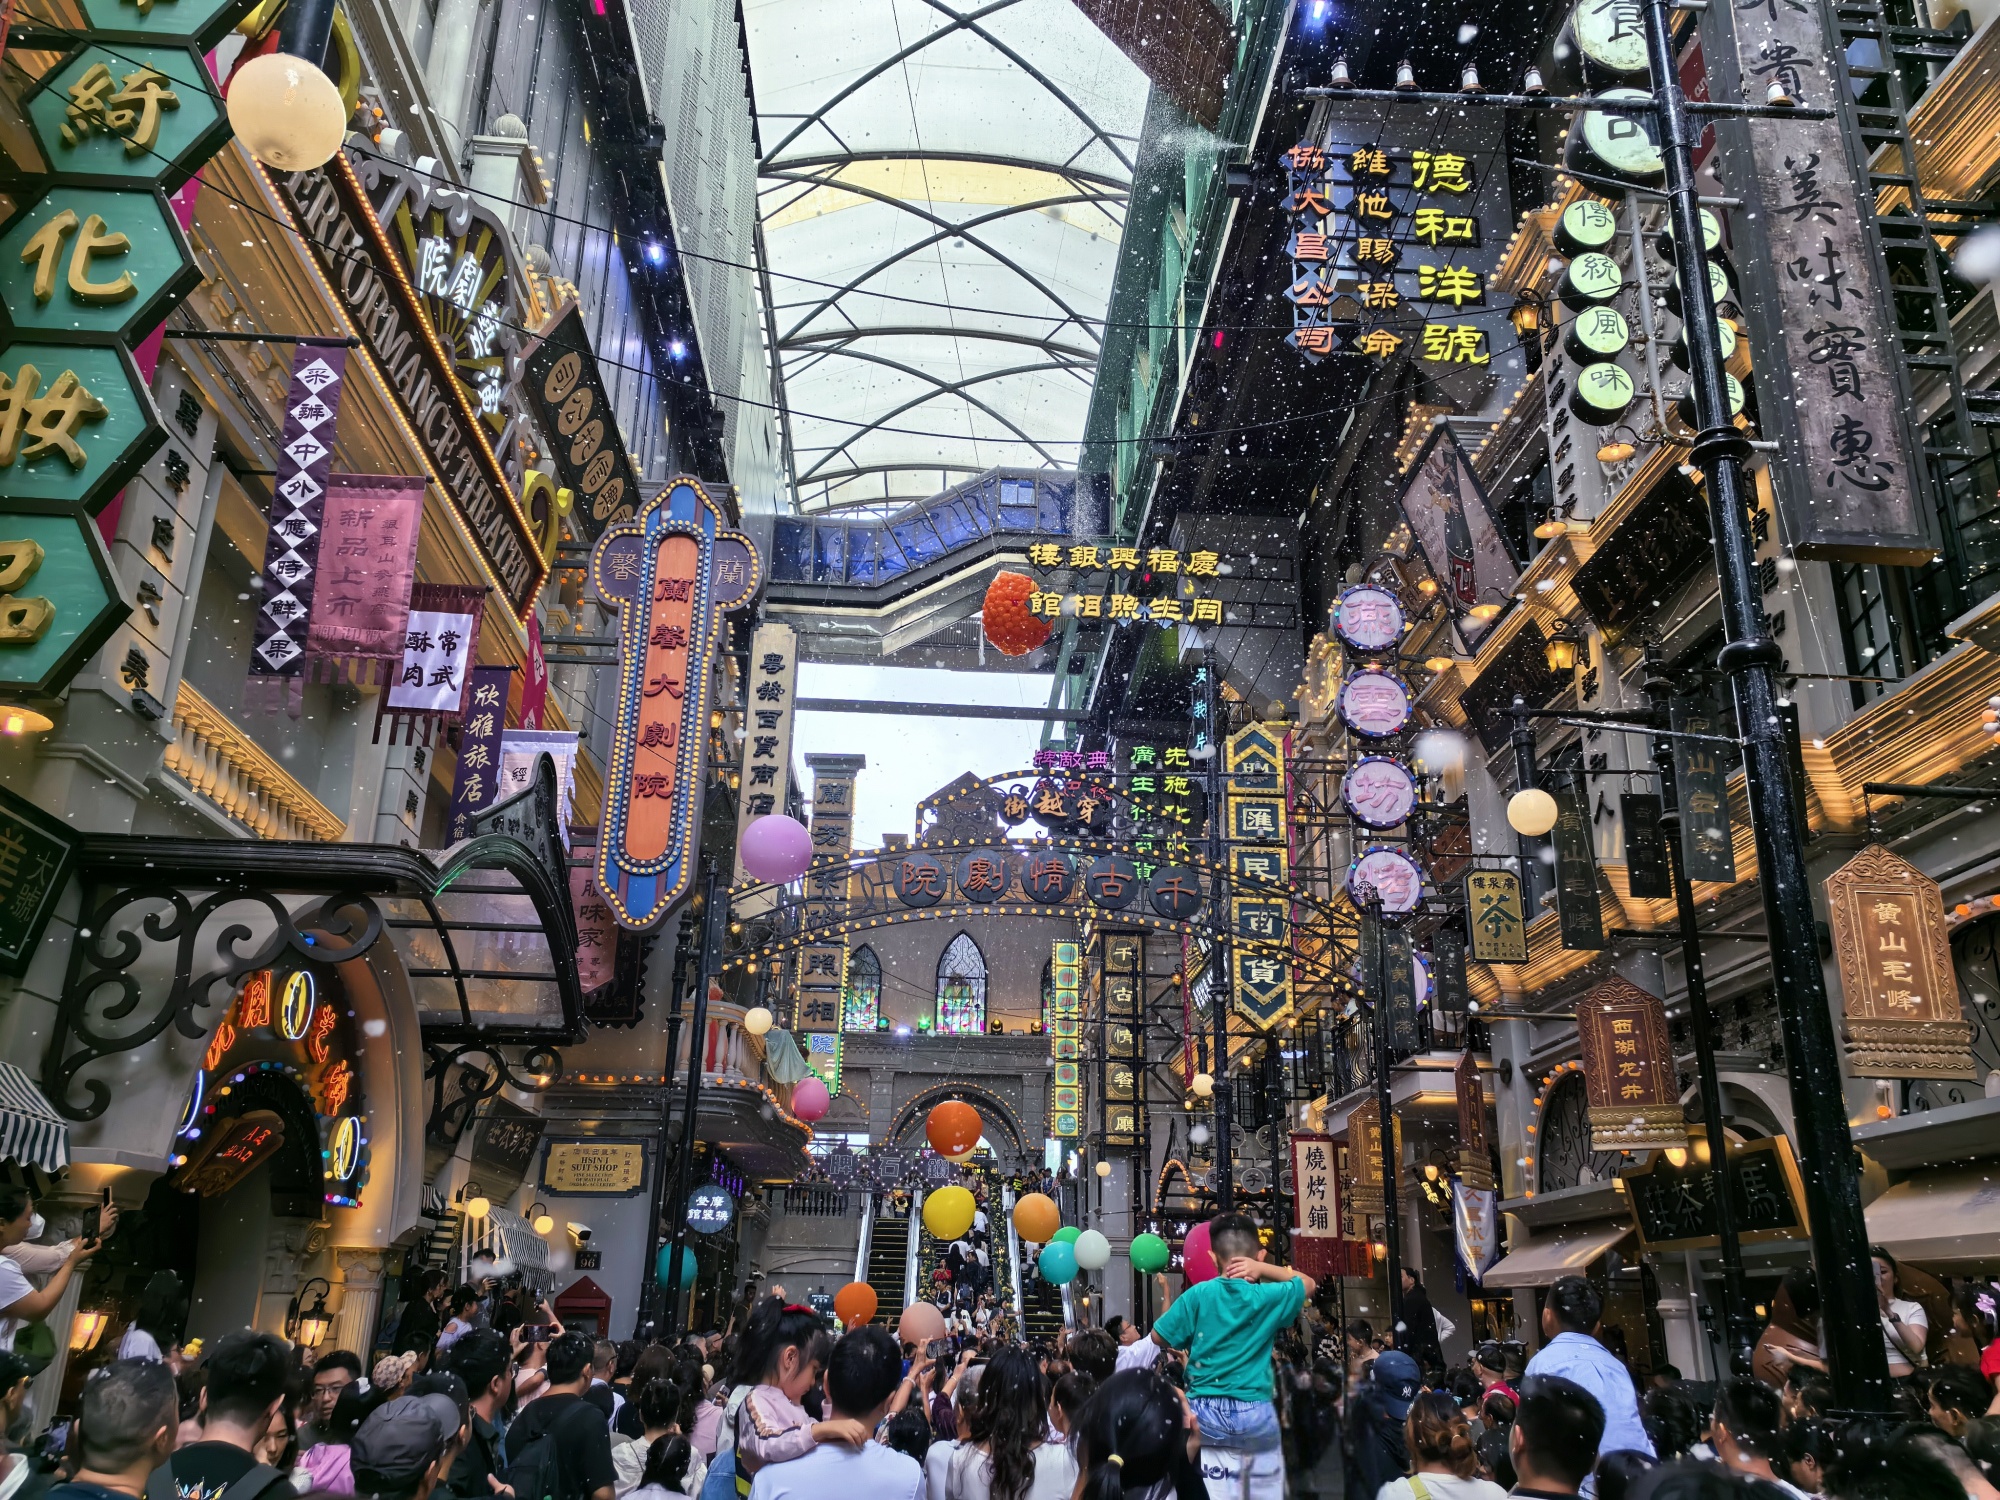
[866,1202,909,1325]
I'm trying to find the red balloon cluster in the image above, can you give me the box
[982,571,1051,657]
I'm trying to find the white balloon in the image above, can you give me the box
[1074,1229,1111,1270]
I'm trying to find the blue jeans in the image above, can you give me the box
[1190,1396,1282,1454]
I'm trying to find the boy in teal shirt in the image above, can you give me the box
[1150,1213,1316,1500]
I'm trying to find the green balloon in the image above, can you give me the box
[1129,1233,1170,1274]
[1051,1226,1082,1245]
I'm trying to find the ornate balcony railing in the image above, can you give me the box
[162,683,347,842]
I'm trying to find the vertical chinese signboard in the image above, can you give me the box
[1700,0,1933,561]
[1671,699,1737,883]
[1454,1049,1492,1188]
[1290,1132,1342,1279]
[1399,427,1520,642]
[0,781,80,974]
[1575,975,1685,1148]
[1825,844,1975,1079]
[1344,1096,1401,1216]
[1466,870,1527,962]
[1551,780,1605,951]
[1049,939,1082,1138]
[589,476,760,929]
[447,666,511,839]
[1226,721,1292,1028]
[795,753,862,1033]
[734,622,798,919]
[1101,935,1142,1146]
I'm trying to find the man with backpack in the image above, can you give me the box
[158,1332,294,1500]
[505,1333,615,1500]
[52,1360,177,1500]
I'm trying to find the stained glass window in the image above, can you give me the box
[845,945,882,1031]
[936,933,987,1035]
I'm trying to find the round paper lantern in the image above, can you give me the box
[1073,1229,1111,1270]
[1013,1192,1060,1244]
[1051,1226,1081,1245]
[1183,1220,1218,1285]
[981,571,1052,658]
[743,1006,774,1036]
[924,1185,977,1241]
[1038,1241,1079,1284]
[792,1076,830,1122]
[655,1245,697,1288]
[834,1281,878,1328]
[1506,788,1560,837]
[1129,1232,1170,1274]
[227,52,347,171]
[897,1302,947,1345]
[740,814,814,883]
[926,1101,983,1158]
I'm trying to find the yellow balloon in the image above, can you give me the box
[923,1185,976,1242]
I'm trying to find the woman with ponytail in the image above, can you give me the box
[1071,1372,1204,1500]
[1375,1392,1506,1500]
[937,1348,1072,1500]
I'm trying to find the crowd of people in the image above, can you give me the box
[9,1185,2000,1500]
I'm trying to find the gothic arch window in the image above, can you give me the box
[1537,1070,1625,1192]
[937,933,987,1035]
[846,945,882,1032]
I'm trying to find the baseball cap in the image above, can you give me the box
[351,1393,463,1487]
[1372,1350,1423,1419]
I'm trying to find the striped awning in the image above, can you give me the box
[460,1207,554,1294]
[0,1063,68,1174]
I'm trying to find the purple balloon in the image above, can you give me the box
[793,1076,831,1122]
[740,814,813,883]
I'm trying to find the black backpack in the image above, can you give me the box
[503,1423,569,1500]
[145,1460,289,1500]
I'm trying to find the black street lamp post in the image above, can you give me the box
[1638,0,1892,1412]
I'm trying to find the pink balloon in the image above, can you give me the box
[1183,1219,1218,1285]
[740,814,813,883]
[793,1076,830,1122]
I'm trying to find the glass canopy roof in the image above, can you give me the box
[743,0,1150,516]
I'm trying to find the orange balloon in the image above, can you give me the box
[981,571,1051,657]
[1013,1191,1060,1244]
[926,1101,982,1158]
[833,1281,878,1328]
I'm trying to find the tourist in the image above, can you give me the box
[1399,1273,1445,1375]
[728,1300,864,1493]
[1782,1419,1836,1494]
[1952,1286,2000,1401]
[1928,1367,1989,1438]
[1049,1373,1094,1441]
[1473,1345,1517,1404]
[117,1275,186,1368]
[58,1361,178,1500]
[374,1357,420,1404]
[1523,1280,1653,1461]
[617,1351,681,1442]
[1589,1452,1655,1500]
[616,1380,706,1498]
[1871,1248,1929,1381]
[746,1326,921,1500]
[0,1350,48,1500]
[626,1437,698,1500]
[302,1354,366,1451]
[1375,1389,1508,1500]
[1149,1212,1315,1500]
[164,1331,296,1500]
[1068,1372,1202,1500]
[1504,1376,1603,1500]
[348,1392,466,1500]
[303,1376,386,1495]
[586,1343,623,1426]
[439,1332,511,1500]
[1708,1378,1805,1499]
[0,1187,97,1354]
[505,1332,618,1500]
[437,1290,483,1354]
[932,1347,1074,1500]
[1345,1350,1419,1500]
[393,1273,450,1361]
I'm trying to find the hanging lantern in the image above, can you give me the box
[981,571,1052,657]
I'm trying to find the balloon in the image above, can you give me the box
[1052,1226,1081,1245]
[897,1302,946,1345]
[834,1281,878,1328]
[923,1185,976,1241]
[1074,1229,1111,1270]
[792,1076,830,1122]
[1013,1193,1060,1244]
[1129,1232,1170,1274]
[1038,1241,1078,1284]
[655,1245,697,1288]
[926,1101,983,1157]
[981,571,1052,657]
[739,814,814,883]
[1183,1220,1218,1285]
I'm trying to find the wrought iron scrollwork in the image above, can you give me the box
[1907,916,2000,1111]
[423,1041,564,1144]
[46,881,383,1122]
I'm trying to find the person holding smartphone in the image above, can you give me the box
[0,1186,97,1353]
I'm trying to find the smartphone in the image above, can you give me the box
[925,1339,948,1361]
[519,1324,551,1343]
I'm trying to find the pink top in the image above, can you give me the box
[301,1443,355,1495]
[692,1400,726,1459]
[733,1384,817,1482]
